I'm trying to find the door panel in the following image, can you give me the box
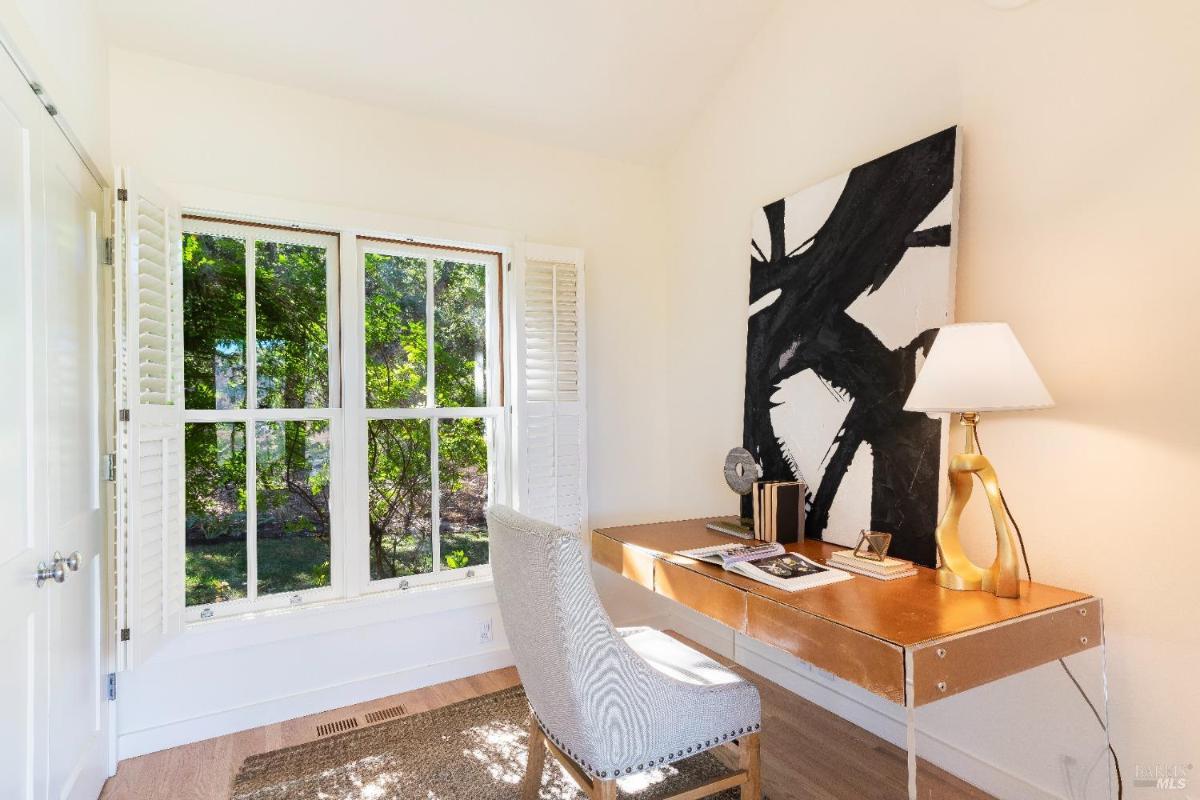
[43,129,108,800]
[0,50,47,800]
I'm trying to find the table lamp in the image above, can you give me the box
[904,323,1053,598]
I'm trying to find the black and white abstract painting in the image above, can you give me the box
[741,127,959,566]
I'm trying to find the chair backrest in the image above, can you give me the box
[488,505,639,772]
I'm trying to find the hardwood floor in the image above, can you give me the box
[100,634,991,800]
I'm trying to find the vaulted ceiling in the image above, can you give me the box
[102,0,779,163]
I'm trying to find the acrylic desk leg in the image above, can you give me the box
[905,648,917,800]
[1100,601,1116,800]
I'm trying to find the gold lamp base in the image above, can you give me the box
[934,413,1021,599]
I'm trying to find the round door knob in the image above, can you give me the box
[61,551,80,572]
[36,560,65,587]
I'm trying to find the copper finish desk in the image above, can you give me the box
[592,518,1106,799]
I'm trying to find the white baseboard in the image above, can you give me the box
[117,646,515,760]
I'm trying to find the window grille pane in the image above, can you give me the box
[368,419,433,579]
[255,240,329,408]
[183,234,246,409]
[364,253,427,408]
[255,420,331,596]
[438,417,489,570]
[434,260,488,407]
[184,422,247,605]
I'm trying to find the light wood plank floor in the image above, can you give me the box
[100,633,992,800]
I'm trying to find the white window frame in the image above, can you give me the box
[182,217,343,622]
[349,237,506,596]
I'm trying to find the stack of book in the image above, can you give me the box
[827,549,918,581]
[751,480,805,543]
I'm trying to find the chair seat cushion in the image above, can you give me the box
[618,627,744,688]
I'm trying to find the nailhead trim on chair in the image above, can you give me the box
[533,712,761,780]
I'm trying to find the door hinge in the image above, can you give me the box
[116,188,128,202]
[119,409,130,422]
[102,453,116,482]
[103,236,114,266]
[120,628,130,642]
[107,673,117,701]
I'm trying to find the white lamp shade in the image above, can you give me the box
[904,322,1054,413]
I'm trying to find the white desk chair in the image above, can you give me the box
[488,505,762,800]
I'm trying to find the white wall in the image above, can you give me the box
[108,48,672,756]
[659,0,1199,791]
[0,0,109,172]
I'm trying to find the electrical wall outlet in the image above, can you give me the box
[478,618,493,645]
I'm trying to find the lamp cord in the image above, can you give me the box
[972,427,1123,800]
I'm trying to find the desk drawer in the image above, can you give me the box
[747,594,905,704]
[655,560,748,633]
[591,532,656,590]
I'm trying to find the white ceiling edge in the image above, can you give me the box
[100,0,782,166]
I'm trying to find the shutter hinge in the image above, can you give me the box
[506,261,512,272]
[107,673,117,701]
[102,452,116,482]
[120,628,131,642]
[117,188,128,202]
[119,409,130,422]
[103,236,114,266]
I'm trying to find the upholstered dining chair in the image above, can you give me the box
[487,505,762,800]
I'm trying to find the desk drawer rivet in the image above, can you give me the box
[936,648,946,659]
[1080,636,1088,645]
[936,681,947,693]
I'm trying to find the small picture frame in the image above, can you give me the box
[852,530,893,562]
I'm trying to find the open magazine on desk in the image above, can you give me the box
[674,542,852,592]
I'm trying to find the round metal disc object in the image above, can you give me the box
[723,448,760,495]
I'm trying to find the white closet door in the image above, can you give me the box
[0,45,49,800]
[0,49,111,800]
[512,243,587,533]
[43,120,109,800]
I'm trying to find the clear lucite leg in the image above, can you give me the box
[905,647,917,800]
[907,608,1116,800]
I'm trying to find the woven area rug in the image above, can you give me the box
[230,686,744,799]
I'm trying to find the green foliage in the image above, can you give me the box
[183,233,247,410]
[432,260,488,408]
[186,538,332,605]
[256,241,329,408]
[365,254,427,408]
[184,422,247,543]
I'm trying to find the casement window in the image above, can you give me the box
[114,189,585,654]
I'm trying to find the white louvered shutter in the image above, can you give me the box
[114,168,185,669]
[513,243,587,533]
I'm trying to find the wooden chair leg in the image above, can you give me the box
[591,778,618,799]
[738,733,761,800]
[521,716,547,800]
